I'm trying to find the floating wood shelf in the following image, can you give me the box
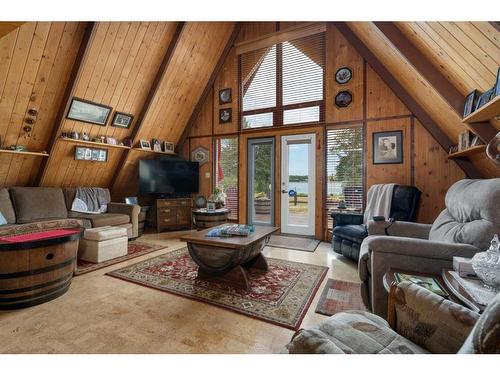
[132,147,176,156]
[448,145,486,159]
[463,95,500,124]
[0,149,49,157]
[59,137,131,150]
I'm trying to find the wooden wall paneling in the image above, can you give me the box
[335,22,486,179]
[171,22,239,146]
[188,91,214,138]
[213,47,239,135]
[413,119,465,223]
[366,117,412,188]
[189,136,213,198]
[366,65,410,119]
[326,23,364,123]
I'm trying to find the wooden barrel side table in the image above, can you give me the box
[192,208,230,230]
[0,228,83,310]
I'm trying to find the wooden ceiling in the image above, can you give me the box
[0,21,498,192]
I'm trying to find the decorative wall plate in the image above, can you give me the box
[219,108,232,124]
[219,88,232,104]
[335,67,352,84]
[191,146,209,166]
[335,91,353,108]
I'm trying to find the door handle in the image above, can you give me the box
[282,190,288,194]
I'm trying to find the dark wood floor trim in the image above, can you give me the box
[332,22,483,179]
[374,22,465,114]
[177,22,242,149]
[109,22,186,192]
[35,22,96,186]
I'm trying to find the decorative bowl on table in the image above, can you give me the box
[472,234,500,291]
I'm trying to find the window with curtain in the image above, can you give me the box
[326,126,364,230]
[215,137,238,220]
[240,32,325,129]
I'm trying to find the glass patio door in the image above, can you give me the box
[281,134,316,236]
[247,138,275,226]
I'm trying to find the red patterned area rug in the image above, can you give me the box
[315,279,366,316]
[106,247,328,330]
[75,241,166,276]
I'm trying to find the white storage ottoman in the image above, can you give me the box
[79,226,128,263]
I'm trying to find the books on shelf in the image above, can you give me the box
[394,272,449,297]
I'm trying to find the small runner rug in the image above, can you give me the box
[106,247,328,330]
[315,279,366,316]
[75,241,166,276]
[267,235,320,252]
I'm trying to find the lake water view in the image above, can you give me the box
[288,181,343,195]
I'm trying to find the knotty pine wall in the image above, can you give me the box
[179,22,466,240]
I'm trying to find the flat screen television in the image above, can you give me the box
[139,159,199,195]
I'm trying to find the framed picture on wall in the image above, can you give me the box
[111,112,134,129]
[66,98,112,126]
[372,131,403,164]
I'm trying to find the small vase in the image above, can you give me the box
[472,234,500,290]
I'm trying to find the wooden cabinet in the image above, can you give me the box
[149,198,192,232]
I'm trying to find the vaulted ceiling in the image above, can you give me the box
[0,21,498,192]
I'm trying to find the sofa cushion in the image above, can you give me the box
[10,187,68,224]
[286,310,428,354]
[429,179,500,250]
[63,187,111,211]
[67,212,129,227]
[0,218,82,237]
[333,224,367,244]
[0,188,16,224]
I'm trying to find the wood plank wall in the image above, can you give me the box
[40,22,178,188]
[180,22,467,240]
[0,22,86,187]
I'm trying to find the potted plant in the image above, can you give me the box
[208,187,226,209]
[254,192,271,214]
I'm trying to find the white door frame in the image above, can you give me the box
[281,133,315,236]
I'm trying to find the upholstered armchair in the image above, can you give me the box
[285,281,500,354]
[332,185,421,261]
[359,178,500,317]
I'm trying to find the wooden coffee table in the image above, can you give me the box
[180,225,279,290]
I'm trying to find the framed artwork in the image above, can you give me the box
[463,90,478,118]
[475,88,493,111]
[494,67,500,98]
[335,67,352,84]
[191,146,209,166]
[335,91,353,108]
[219,108,232,124]
[140,139,151,150]
[207,202,216,211]
[67,98,112,126]
[219,88,232,104]
[152,138,161,152]
[164,141,175,153]
[372,131,403,164]
[111,112,134,129]
[75,147,107,162]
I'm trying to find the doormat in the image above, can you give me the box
[315,279,366,316]
[267,235,320,252]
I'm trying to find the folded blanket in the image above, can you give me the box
[71,187,108,214]
[363,183,395,224]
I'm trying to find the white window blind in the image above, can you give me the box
[215,137,238,220]
[240,32,325,129]
[326,127,364,229]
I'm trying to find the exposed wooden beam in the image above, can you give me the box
[177,22,242,149]
[374,22,498,145]
[108,22,186,191]
[374,22,464,113]
[0,22,25,39]
[490,22,500,33]
[333,22,483,179]
[35,22,96,186]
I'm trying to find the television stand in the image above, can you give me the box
[147,197,193,232]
